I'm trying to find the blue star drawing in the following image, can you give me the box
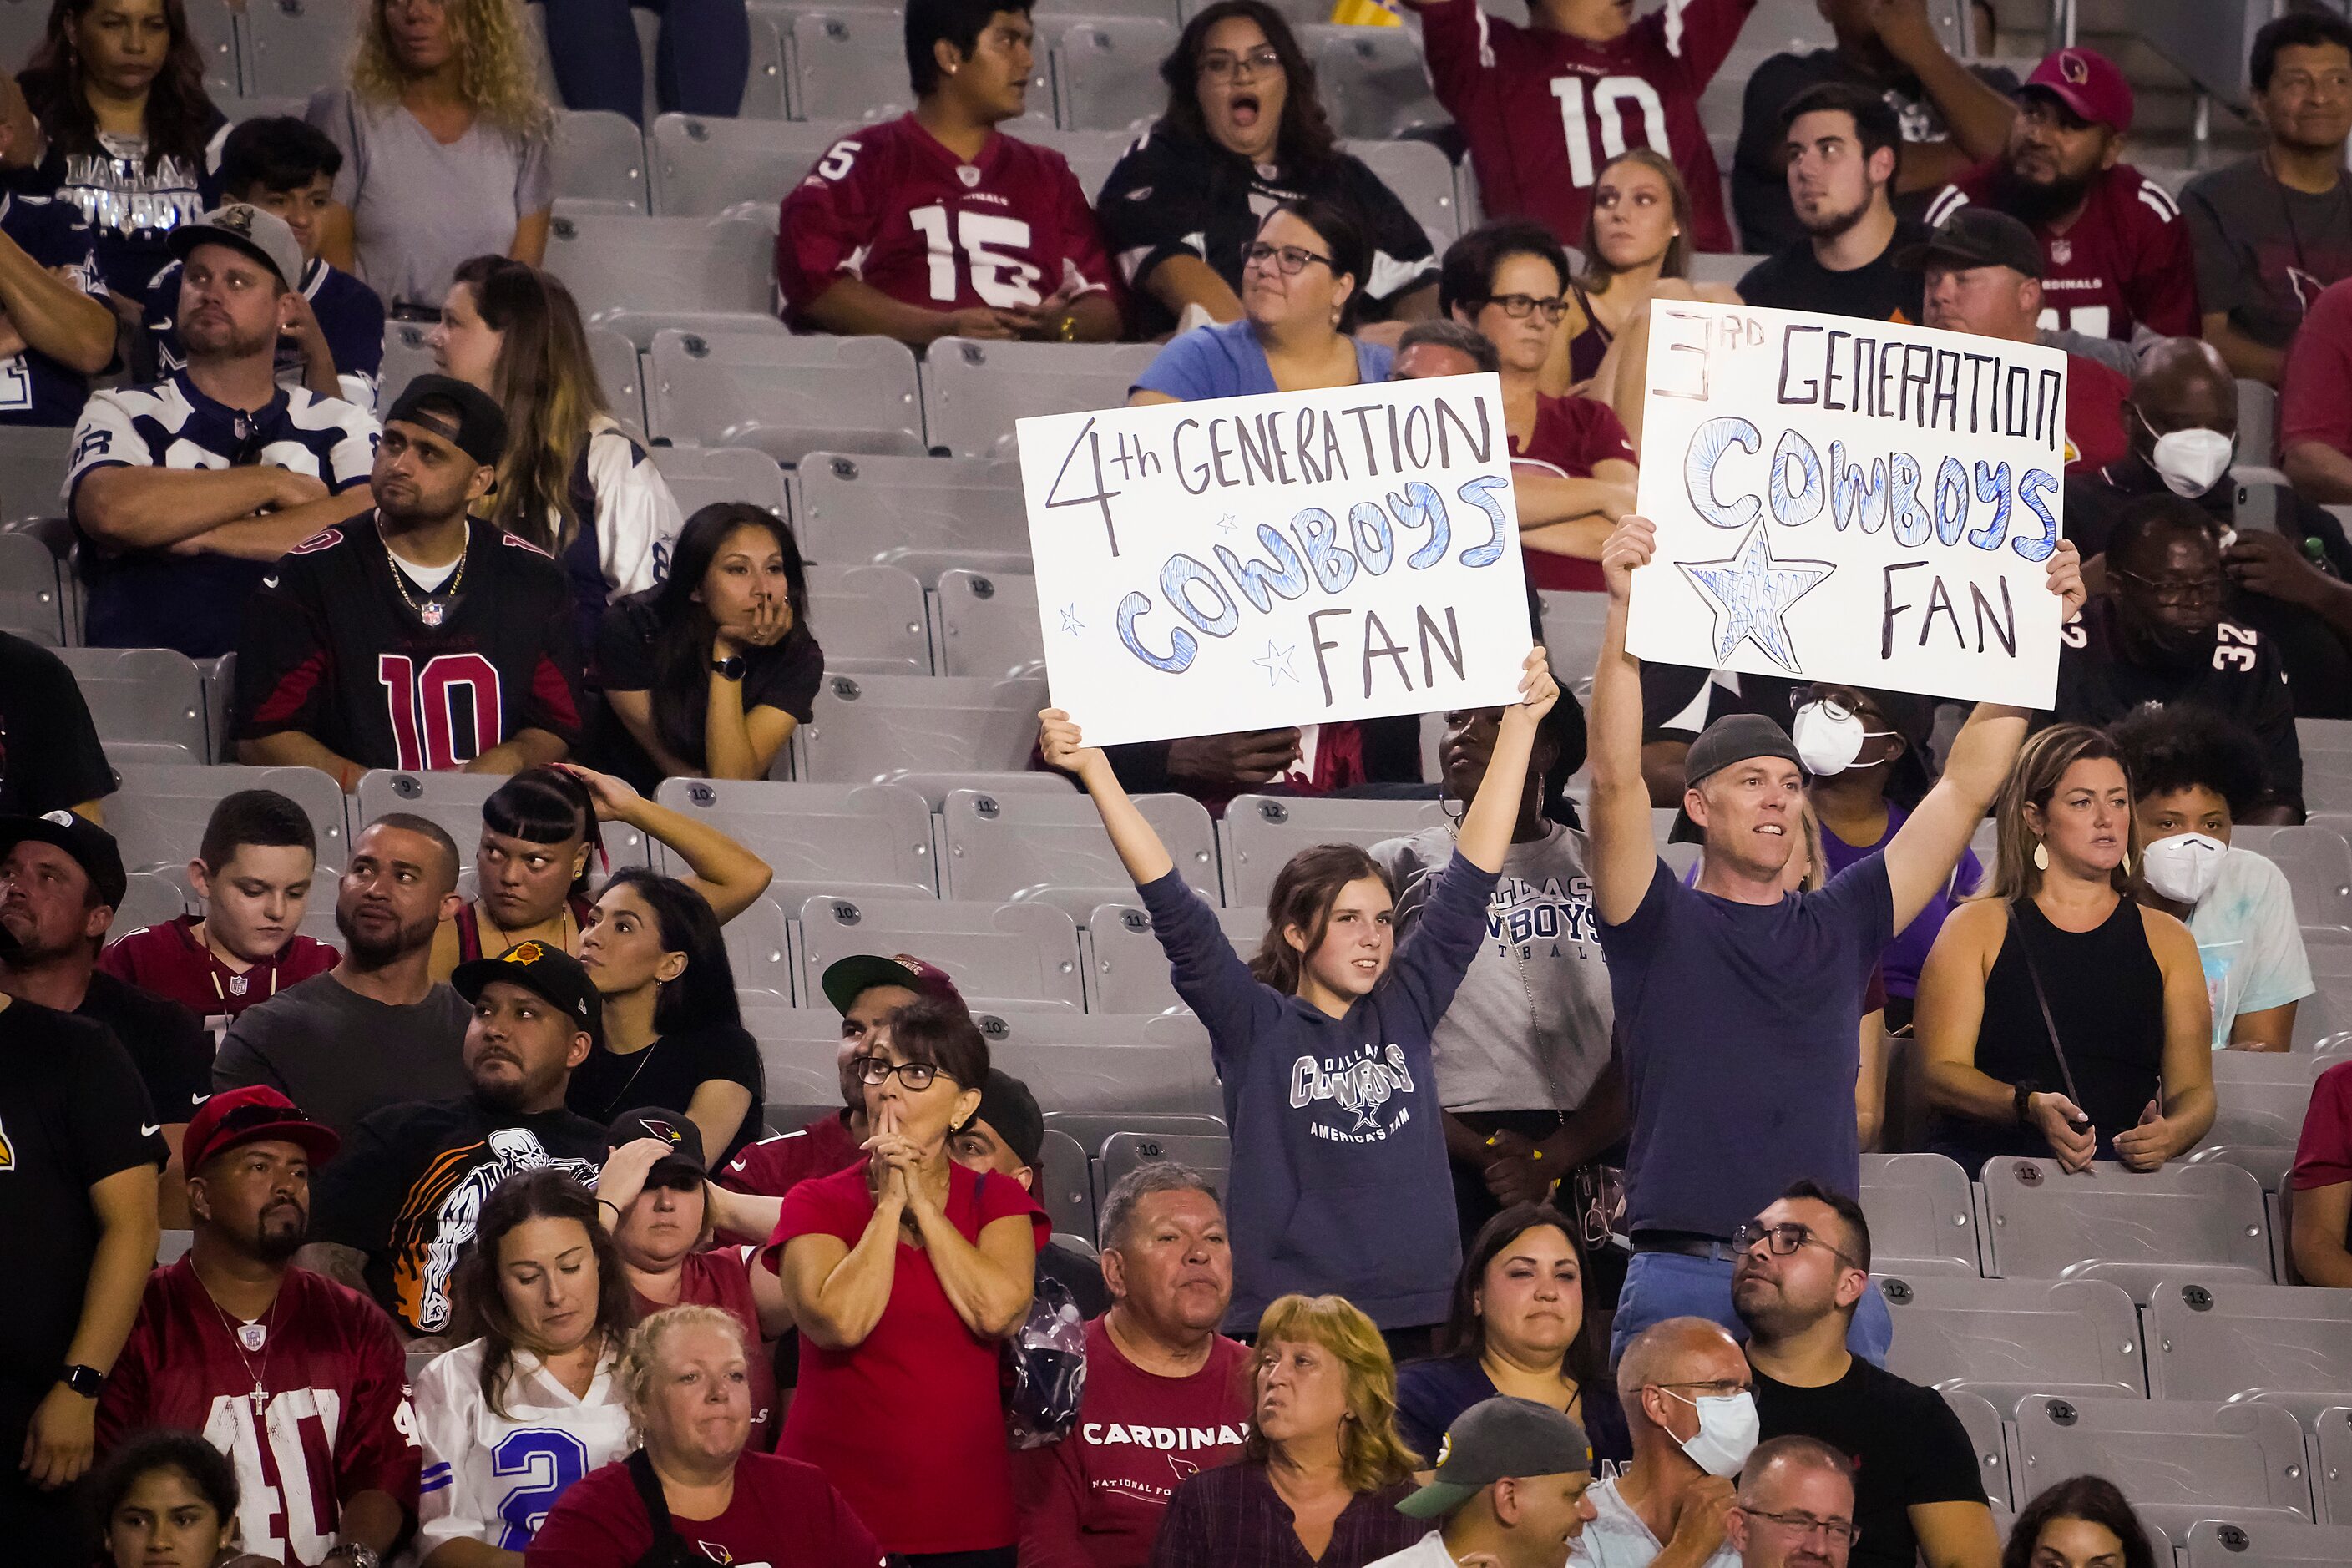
[1253,640,1299,686]
[1675,522,1834,673]
[1059,604,1084,636]
[1213,511,1240,534]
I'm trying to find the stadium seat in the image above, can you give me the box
[381,321,437,404]
[938,786,1219,918]
[649,329,926,463]
[2316,1405,2352,1524]
[1085,898,1261,1013]
[189,0,243,96]
[1043,1109,1227,1155]
[2260,827,2352,932]
[108,763,350,873]
[1938,1388,2012,1511]
[0,531,65,643]
[1690,252,1768,286]
[2207,1051,2322,1146]
[2185,1518,2352,1568]
[649,113,852,217]
[117,870,188,935]
[1874,1274,2146,1405]
[646,445,792,522]
[794,893,1086,1011]
[2238,379,2279,468]
[57,647,209,758]
[1037,1125,1096,1240]
[785,8,912,122]
[2143,1279,2352,1417]
[0,426,72,528]
[554,109,650,213]
[1975,1156,2274,1302]
[545,214,775,321]
[796,672,1046,782]
[887,770,1075,812]
[352,770,651,871]
[1219,793,1450,910]
[918,337,1161,458]
[239,0,363,100]
[157,1228,194,1266]
[1857,1151,1981,1277]
[741,9,791,119]
[586,326,646,434]
[721,895,794,1001]
[1094,1130,1231,1213]
[650,778,936,903]
[1315,30,1449,141]
[807,563,935,675]
[2303,719,2352,757]
[2008,1395,2315,1524]
[2188,1143,2299,1196]
[930,568,1044,678]
[971,1008,1222,1115]
[1017,125,1133,199]
[792,452,1029,582]
[1049,17,1175,131]
[1343,138,1463,248]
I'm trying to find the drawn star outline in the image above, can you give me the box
[1253,640,1298,686]
[1675,521,1834,674]
[1059,604,1084,635]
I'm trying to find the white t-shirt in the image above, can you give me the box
[1368,1530,1467,1567]
[1569,1476,1739,1568]
[2188,845,2314,1049]
[414,1336,635,1553]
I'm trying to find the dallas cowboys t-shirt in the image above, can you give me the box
[0,189,107,426]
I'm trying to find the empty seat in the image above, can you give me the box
[1044,1109,1228,1155]
[647,445,791,521]
[2009,1395,2314,1523]
[352,770,650,870]
[650,113,854,216]
[1050,17,1175,131]
[652,777,935,903]
[2143,1278,2352,1414]
[0,426,72,528]
[1313,28,1446,140]
[1858,1151,1980,1277]
[787,9,911,121]
[0,531,64,642]
[886,769,1075,812]
[807,563,933,675]
[1977,1156,2274,1301]
[974,1008,1222,1114]
[795,893,1085,1010]
[546,214,774,319]
[109,763,349,873]
[1875,1274,2145,1405]
[2302,718,2352,756]
[1938,1388,2012,1511]
[721,896,794,1001]
[1018,124,1132,199]
[553,109,649,211]
[1220,793,1451,910]
[1094,1130,1231,1213]
[2207,1054,2320,1146]
[797,672,1046,783]
[2186,1518,2352,1568]
[940,786,1218,918]
[1037,1125,1096,1240]
[2263,826,2352,931]
[58,647,208,756]
[1342,138,1461,248]
[650,329,925,463]
[117,870,187,935]
[2315,1405,2352,1525]
[582,326,646,436]
[792,451,1029,580]
[1085,898,1261,1014]
[2238,379,2280,468]
[919,337,1160,458]
[930,568,1044,679]
[237,0,362,99]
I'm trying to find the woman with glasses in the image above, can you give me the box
[1130,197,1391,404]
[1915,724,2215,1176]
[1099,0,1438,342]
[766,996,1047,1566]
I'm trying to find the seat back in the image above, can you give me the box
[1220,792,1451,909]
[2265,826,2352,931]
[1085,898,1260,1014]
[239,0,362,99]
[1314,28,1448,140]
[932,568,1044,678]
[1094,1130,1232,1215]
[919,337,1160,458]
[546,214,774,318]
[653,778,936,903]
[792,452,1029,577]
[795,893,1085,1010]
[2186,1518,2352,1567]
[798,673,1046,781]
[2010,1395,2314,1520]
[58,647,209,756]
[1978,1156,2274,1297]
[807,563,934,675]
[1939,1388,2013,1511]
[720,896,793,1002]
[650,113,856,216]
[1858,1151,1980,1276]
[940,787,1218,913]
[0,531,64,642]
[646,446,791,520]
[1341,137,1461,246]
[1050,18,1175,130]
[109,763,350,873]
[648,329,925,463]
[2143,1278,2352,1404]
[787,9,913,121]
[1875,1274,2146,1404]
[554,109,650,211]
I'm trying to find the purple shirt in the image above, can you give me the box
[1819,801,1981,1001]
[1146,1464,1424,1568]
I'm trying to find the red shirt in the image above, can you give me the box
[777,114,1118,323]
[1016,1318,1254,1568]
[2279,276,2352,463]
[715,1114,863,1247]
[96,1260,421,1566]
[524,1449,884,1568]
[2063,351,2131,471]
[1514,392,1638,593]
[2291,1060,2352,1195]
[1927,163,2198,341]
[767,1161,1047,1555]
[1417,0,1751,252]
[98,913,339,1020]
[629,1247,778,1452]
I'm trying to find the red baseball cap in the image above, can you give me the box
[2024,47,2132,135]
[820,952,965,1017]
[181,1085,341,1176]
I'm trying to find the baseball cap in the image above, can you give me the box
[0,809,128,911]
[609,1106,706,1183]
[969,1070,1044,1170]
[1399,1397,1593,1519]
[1682,713,1803,789]
[452,940,604,1048]
[384,372,509,467]
[181,1085,341,1176]
[169,202,302,290]
[821,952,965,1017]
[1893,208,2045,279]
[2022,46,2132,135]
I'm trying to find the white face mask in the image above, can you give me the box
[1664,1388,1759,1479]
[1791,699,1896,777]
[2139,831,2226,905]
[2142,415,2234,498]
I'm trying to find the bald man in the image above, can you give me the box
[1727,1438,1859,1568]
[1569,1319,1750,1568]
[2068,336,2352,716]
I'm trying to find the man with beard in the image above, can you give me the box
[1739,84,1930,323]
[63,205,378,659]
[301,941,607,1338]
[97,1087,419,1568]
[231,374,584,787]
[215,814,472,1144]
[2051,493,2305,823]
[1924,48,2197,346]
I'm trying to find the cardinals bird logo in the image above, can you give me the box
[2060,51,2091,84]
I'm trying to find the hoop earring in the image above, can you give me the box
[2032,840,2050,872]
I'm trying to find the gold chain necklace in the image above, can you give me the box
[384,529,468,627]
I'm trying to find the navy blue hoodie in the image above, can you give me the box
[1136,852,1499,1332]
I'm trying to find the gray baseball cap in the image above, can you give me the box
[1398,1398,1592,1519]
[169,203,303,289]
[1683,712,1802,789]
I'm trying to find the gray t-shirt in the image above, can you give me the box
[2182,155,2352,351]
[306,88,554,313]
[214,971,473,1142]
[1569,1477,1737,1568]
[1373,821,1614,1115]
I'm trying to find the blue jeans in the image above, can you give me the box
[1608,1249,1893,1366]
[542,0,749,123]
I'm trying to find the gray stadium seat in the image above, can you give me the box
[721,895,793,1001]
[2316,1405,2352,1524]
[2238,379,2279,468]
[741,9,790,118]
[807,563,934,675]
[587,326,645,434]
[649,329,925,463]
[972,1008,1222,1114]
[797,672,1046,783]
[1085,898,1260,1014]
[240,0,363,99]
[792,452,1029,581]
[1037,1125,1096,1240]
[554,109,649,212]
[1874,1274,2145,1405]
[0,0,52,85]
[2303,719,2352,756]
[190,0,244,95]
[1018,125,1131,200]
[930,568,1044,678]
[1050,17,1174,131]
[1343,137,1462,248]
[2188,1143,2299,1196]
[647,445,791,521]
[108,763,349,873]
[786,8,912,122]
[919,337,1160,458]
[116,870,188,934]
[381,321,437,404]
[1219,793,1451,911]
[1976,1156,2274,1302]
[1939,1388,2011,1511]
[157,1228,195,1265]
[1690,252,1768,287]
[0,531,64,642]
[352,770,650,871]
[652,777,936,903]
[217,93,314,124]
[794,893,1086,1011]
[58,647,209,756]
[2262,826,2352,932]
[2186,1518,2352,1567]
[546,213,774,319]
[1858,1151,1980,1277]
[1316,29,1449,141]
[887,770,1075,812]
[2143,1278,2352,1414]
[0,426,72,528]
[1094,1130,1231,1214]
[938,786,1219,918]
[2008,1395,2314,1523]
[649,113,853,216]
[1043,1110,1228,1155]
[2207,1050,2321,1146]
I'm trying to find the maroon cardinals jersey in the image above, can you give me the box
[1927,163,2198,341]
[97,1260,421,1565]
[99,914,340,1019]
[526,1450,885,1568]
[777,114,1118,323]
[1417,0,1753,252]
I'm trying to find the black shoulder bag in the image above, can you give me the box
[625,1449,699,1568]
[2006,903,2095,1140]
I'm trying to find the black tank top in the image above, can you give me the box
[1930,894,2167,1172]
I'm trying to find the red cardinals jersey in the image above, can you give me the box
[1417,0,1752,252]
[1927,162,2198,340]
[526,1450,885,1568]
[99,914,340,1020]
[777,114,1117,323]
[96,1260,421,1565]
[628,1248,778,1452]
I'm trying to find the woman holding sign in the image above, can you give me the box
[1038,645,1557,1351]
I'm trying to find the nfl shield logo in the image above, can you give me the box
[957,164,981,188]
[2050,239,2071,266]
[239,1323,266,1352]
[421,600,446,627]
[229,974,249,996]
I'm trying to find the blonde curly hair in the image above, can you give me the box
[617,1305,747,1443]
[349,0,553,139]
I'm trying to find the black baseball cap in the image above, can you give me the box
[970,1070,1044,1170]
[452,940,604,1048]
[1894,208,2044,279]
[0,810,128,910]
[820,952,966,1017]
[1683,713,1803,789]
[1399,1397,1593,1519]
[384,373,508,467]
[609,1106,706,1184]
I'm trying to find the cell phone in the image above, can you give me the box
[2234,480,2287,535]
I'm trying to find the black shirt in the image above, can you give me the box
[1040,1239,1110,1321]
[1751,1355,1989,1568]
[311,1090,606,1336]
[1737,220,1932,323]
[0,631,114,817]
[590,589,826,793]
[1640,662,1803,745]
[565,1021,766,1168]
[73,969,213,1128]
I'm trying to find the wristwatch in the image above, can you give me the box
[711,653,747,681]
[2012,1083,2036,1127]
[59,1364,104,1399]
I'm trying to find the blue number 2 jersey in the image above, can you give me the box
[412,1336,635,1554]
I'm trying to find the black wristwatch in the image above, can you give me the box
[59,1364,104,1399]
[2012,1083,2036,1127]
[711,653,747,681]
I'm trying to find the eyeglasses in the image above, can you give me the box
[852,1055,950,1091]
[1199,47,1282,80]
[1741,1508,1861,1549]
[1483,293,1571,322]
[2113,571,2223,609]
[1734,1220,1864,1270]
[1241,240,1334,276]
[1652,1378,1749,1399]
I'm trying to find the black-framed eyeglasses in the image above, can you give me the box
[1740,1507,1861,1549]
[1241,240,1333,276]
[1482,292,1571,322]
[852,1055,948,1091]
[1199,46,1282,80]
[2113,570,2223,609]
[1734,1219,1864,1270]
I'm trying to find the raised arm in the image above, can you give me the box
[1589,518,1666,925]
[1455,646,1559,873]
[558,763,772,922]
[1038,712,1175,885]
